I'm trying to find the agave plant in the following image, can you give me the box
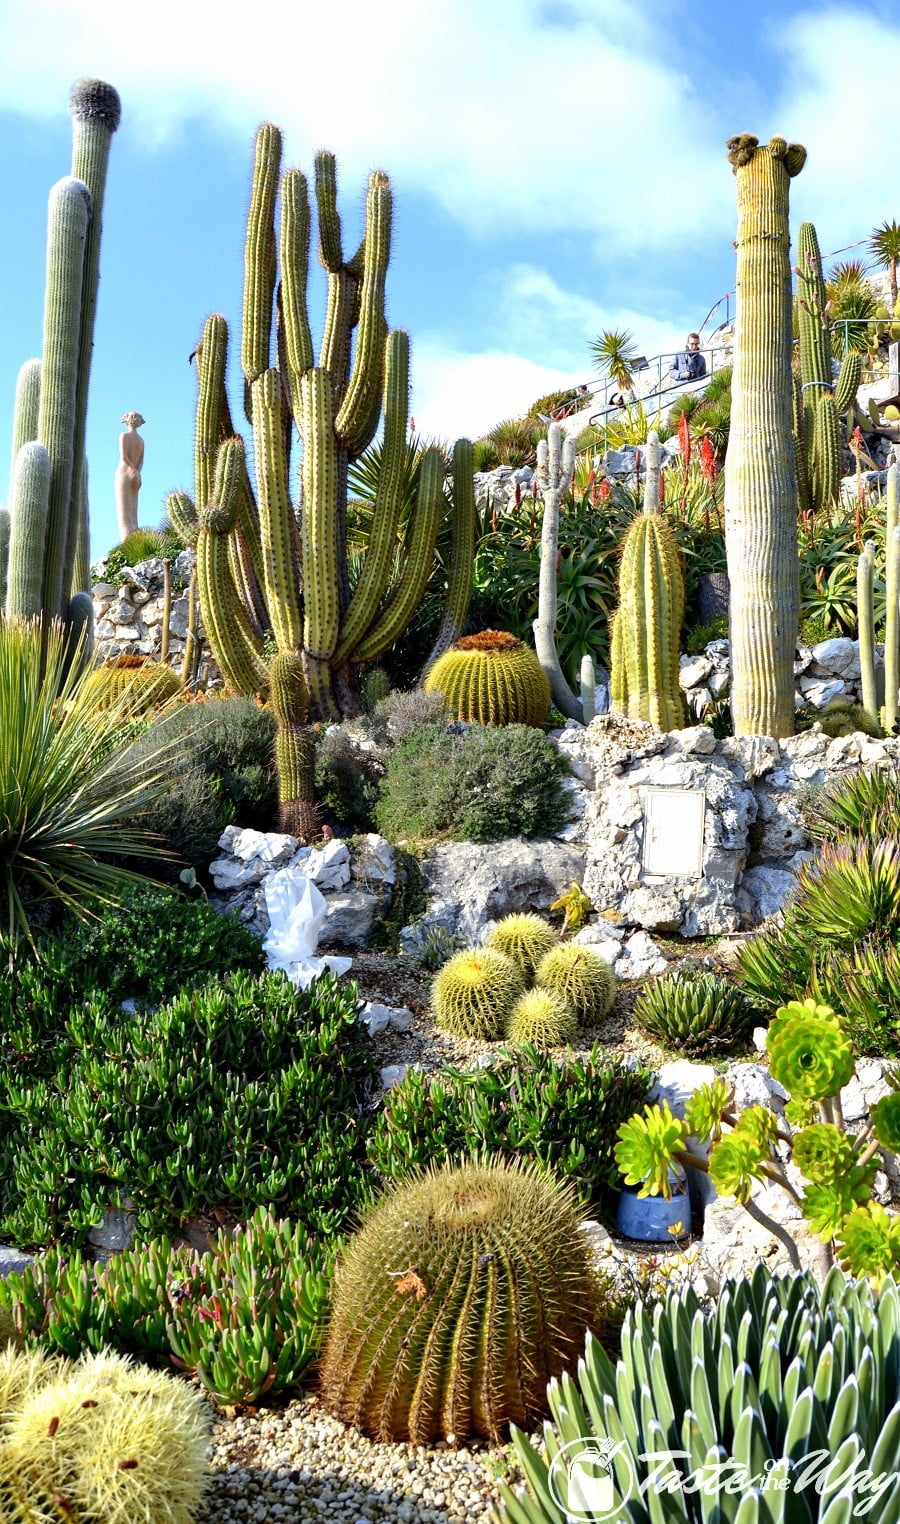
[493,1264,900,1524]
[801,768,900,845]
[0,620,180,954]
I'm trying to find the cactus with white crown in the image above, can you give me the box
[172,127,475,837]
[4,80,121,665]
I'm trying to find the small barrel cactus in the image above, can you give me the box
[535,942,615,1023]
[423,629,550,727]
[431,948,525,1040]
[632,968,754,1055]
[82,654,181,713]
[484,912,558,977]
[319,1159,600,1443]
[506,987,578,1050]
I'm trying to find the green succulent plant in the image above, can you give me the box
[632,967,755,1055]
[801,766,900,845]
[871,1091,900,1153]
[505,988,577,1051]
[493,1264,900,1524]
[431,947,526,1040]
[535,942,615,1024]
[615,1100,688,1199]
[484,913,558,978]
[767,997,855,1100]
[837,1202,900,1279]
[424,629,550,727]
[320,1159,601,1444]
[791,1122,856,1182]
[81,655,182,713]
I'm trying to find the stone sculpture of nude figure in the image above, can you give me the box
[115,411,145,540]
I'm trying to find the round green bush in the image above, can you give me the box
[536,943,615,1023]
[431,948,525,1040]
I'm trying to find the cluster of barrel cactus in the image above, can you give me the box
[616,996,900,1280]
[431,913,615,1049]
[495,1262,900,1524]
[166,125,475,839]
[2,79,121,667]
[320,1158,600,1444]
[0,1346,209,1522]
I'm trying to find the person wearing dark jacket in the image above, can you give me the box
[669,333,707,382]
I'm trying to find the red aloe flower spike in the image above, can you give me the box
[599,478,611,501]
[700,435,718,485]
[515,481,521,506]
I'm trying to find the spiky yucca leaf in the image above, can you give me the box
[803,767,900,845]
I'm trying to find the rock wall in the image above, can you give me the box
[90,550,220,684]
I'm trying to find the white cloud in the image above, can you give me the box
[409,343,578,441]
[0,0,729,250]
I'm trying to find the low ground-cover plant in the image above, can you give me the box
[5,882,265,1019]
[0,970,375,1248]
[369,1045,654,1209]
[495,1264,900,1524]
[0,1209,332,1407]
[616,997,900,1280]
[375,722,573,843]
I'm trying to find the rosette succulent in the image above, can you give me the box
[801,1164,877,1239]
[792,1122,856,1184]
[871,1092,900,1153]
[767,998,855,1100]
[708,1123,771,1203]
[837,1203,900,1279]
[615,1101,687,1199]
[683,1078,734,1143]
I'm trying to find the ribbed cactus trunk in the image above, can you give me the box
[724,134,806,738]
[794,221,862,518]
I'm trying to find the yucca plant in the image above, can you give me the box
[589,328,640,395]
[801,768,900,845]
[493,1264,900,1524]
[0,620,180,955]
[632,967,755,1055]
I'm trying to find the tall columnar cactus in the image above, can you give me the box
[532,421,595,720]
[857,462,900,731]
[174,129,474,835]
[609,430,685,730]
[3,79,120,657]
[794,220,863,517]
[724,133,806,737]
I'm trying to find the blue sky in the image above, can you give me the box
[1,0,898,558]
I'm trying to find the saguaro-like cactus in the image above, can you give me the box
[609,431,685,730]
[794,220,862,517]
[173,129,474,832]
[724,133,806,737]
[4,79,121,656]
[532,421,596,721]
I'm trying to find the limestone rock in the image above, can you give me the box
[403,837,586,945]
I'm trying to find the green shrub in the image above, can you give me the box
[314,726,382,832]
[632,966,756,1055]
[368,1045,654,1208]
[0,970,375,1248]
[123,696,278,874]
[375,723,573,843]
[0,1209,332,1406]
[101,525,187,579]
[10,882,265,1017]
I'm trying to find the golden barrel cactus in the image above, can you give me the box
[423,630,550,727]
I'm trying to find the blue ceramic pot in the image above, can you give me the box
[616,1176,690,1243]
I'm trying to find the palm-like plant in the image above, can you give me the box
[825,261,880,356]
[589,327,640,394]
[868,220,900,309]
[0,620,179,955]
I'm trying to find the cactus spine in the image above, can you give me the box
[532,421,594,719]
[424,629,550,727]
[795,221,862,516]
[177,130,474,836]
[609,431,686,730]
[3,80,120,660]
[724,134,806,737]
